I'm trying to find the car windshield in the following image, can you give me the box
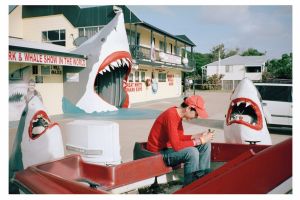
[256,85,292,102]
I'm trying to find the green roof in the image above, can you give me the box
[21,5,195,46]
[175,35,196,46]
[22,5,141,27]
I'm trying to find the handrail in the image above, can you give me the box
[129,45,195,69]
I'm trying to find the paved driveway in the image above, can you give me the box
[9,90,292,162]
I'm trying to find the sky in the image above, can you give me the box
[127,5,292,60]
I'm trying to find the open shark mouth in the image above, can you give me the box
[226,97,263,130]
[94,51,132,108]
[28,110,58,140]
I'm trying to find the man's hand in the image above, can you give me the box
[199,131,214,144]
[191,131,206,140]
[192,129,214,145]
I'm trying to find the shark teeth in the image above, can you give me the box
[98,57,131,75]
[117,59,122,66]
[111,61,118,68]
[231,100,252,108]
[229,99,258,126]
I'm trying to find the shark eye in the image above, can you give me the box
[101,38,106,42]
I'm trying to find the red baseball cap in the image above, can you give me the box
[184,95,208,118]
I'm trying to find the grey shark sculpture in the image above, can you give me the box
[9,96,64,193]
[64,10,132,113]
[224,78,272,145]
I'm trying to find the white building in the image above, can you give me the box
[203,55,267,90]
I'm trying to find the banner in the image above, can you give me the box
[9,51,86,67]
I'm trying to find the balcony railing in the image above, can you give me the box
[129,45,195,70]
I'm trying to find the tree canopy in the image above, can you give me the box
[240,48,265,56]
[264,53,292,80]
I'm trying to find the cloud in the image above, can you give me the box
[194,6,292,58]
[129,5,176,18]
[129,5,291,59]
[196,6,251,26]
[147,6,176,17]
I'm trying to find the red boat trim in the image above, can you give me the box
[176,138,292,194]
[12,139,291,194]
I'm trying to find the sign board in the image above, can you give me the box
[9,51,86,67]
[66,73,80,82]
[160,53,181,65]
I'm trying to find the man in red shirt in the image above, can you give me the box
[147,95,214,186]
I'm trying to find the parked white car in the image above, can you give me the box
[255,83,292,128]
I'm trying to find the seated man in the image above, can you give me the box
[146,95,214,186]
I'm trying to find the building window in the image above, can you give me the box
[174,46,179,56]
[35,75,43,83]
[42,29,66,46]
[126,30,140,46]
[135,71,140,82]
[169,43,173,54]
[32,65,39,75]
[129,73,134,82]
[225,65,233,73]
[41,66,51,75]
[159,41,164,51]
[141,71,145,82]
[158,73,166,82]
[246,66,261,73]
[78,26,103,39]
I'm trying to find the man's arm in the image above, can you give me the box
[166,120,194,151]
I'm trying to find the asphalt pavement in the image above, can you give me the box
[9,90,292,162]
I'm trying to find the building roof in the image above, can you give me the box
[20,5,195,47]
[205,55,268,67]
[22,5,141,26]
[175,35,196,46]
[9,37,86,58]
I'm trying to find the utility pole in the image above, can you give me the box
[217,49,220,75]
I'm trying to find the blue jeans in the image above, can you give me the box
[160,142,211,185]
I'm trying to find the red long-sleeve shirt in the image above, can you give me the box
[147,107,194,152]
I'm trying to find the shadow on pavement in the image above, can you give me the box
[187,119,224,129]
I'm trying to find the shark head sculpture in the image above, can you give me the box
[9,96,64,193]
[66,10,132,114]
[18,96,64,168]
[224,78,272,145]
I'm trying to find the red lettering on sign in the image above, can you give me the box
[9,51,16,61]
[126,82,143,92]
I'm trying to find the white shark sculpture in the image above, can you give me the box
[224,78,272,145]
[67,9,132,113]
[9,96,64,193]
